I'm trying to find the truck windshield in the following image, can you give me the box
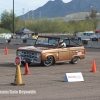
[89,33,95,35]
[35,37,59,46]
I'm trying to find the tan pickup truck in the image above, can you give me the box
[16,35,85,66]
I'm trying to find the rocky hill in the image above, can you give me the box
[20,0,100,20]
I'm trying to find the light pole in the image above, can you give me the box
[32,10,34,19]
[13,0,14,34]
[89,6,92,18]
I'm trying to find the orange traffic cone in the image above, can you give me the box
[24,63,30,75]
[90,60,98,72]
[5,46,8,55]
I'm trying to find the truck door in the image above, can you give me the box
[58,48,69,61]
[82,33,87,40]
[83,33,90,40]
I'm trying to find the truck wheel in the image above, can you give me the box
[43,56,54,66]
[70,57,79,64]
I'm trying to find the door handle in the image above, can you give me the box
[75,50,78,53]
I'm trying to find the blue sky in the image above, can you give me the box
[0,0,71,16]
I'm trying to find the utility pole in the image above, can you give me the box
[89,6,92,18]
[0,14,1,21]
[32,10,34,19]
[40,11,41,18]
[22,8,25,27]
[22,8,25,20]
[13,0,14,34]
[27,9,29,19]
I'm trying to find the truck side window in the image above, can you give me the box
[84,33,86,35]
[87,33,90,36]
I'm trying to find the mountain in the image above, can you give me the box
[20,0,100,20]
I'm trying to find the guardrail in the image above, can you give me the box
[87,41,100,48]
[26,39,36,45]
[10,39,23,45]
[0,38,6,44]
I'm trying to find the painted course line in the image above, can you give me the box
[5,61,13,62]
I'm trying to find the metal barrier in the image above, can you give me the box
[26,39,36,45]
[0,38,6,44]
[10,39,23,45]
[87,41,100,48]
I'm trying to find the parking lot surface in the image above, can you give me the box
[0,44,100,100]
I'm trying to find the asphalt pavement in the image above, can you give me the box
[0,43,100,100]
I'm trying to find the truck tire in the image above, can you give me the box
[70,57,79,64]
[43,56,54,67]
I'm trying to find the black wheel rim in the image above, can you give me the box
[44,56,53,66]
[73,57,78,63]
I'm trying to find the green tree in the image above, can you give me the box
[85,15,90,20]
[0,28,10,33]
[90,8,98,19]
[0,10,21,33]
[90,8,98,29]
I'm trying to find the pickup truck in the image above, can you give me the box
[16,35,85,67]
[77,31,97,44]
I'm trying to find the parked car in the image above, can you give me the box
[1,33,12,39]
[16,35,85,66]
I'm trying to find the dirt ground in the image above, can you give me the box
[0,44,100,100]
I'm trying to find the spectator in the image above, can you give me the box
[35,33,38,39]
[31,33,35,38]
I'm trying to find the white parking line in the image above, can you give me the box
[5,61,14,63]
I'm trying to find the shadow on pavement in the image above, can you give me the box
[0,63,15,68]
